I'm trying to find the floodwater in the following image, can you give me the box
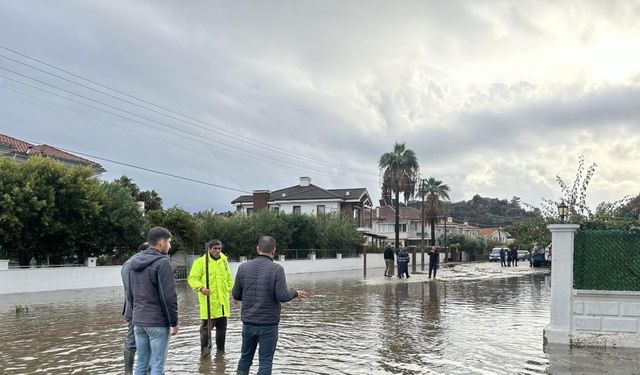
[1,263,640,374]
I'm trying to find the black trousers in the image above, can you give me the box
[201,317,227,351]
[429,262,438,278]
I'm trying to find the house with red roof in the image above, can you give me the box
[0,133,104,173]
[479,227,513,244]
[371,206,481,247]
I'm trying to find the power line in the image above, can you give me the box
[21,138,252,194]
[0,83,295,180]
[0,45,374,174]
[0,68,361,180]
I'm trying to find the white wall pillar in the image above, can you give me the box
[545,224,580,345]
[86,257,97,268]
[0,259,8,271]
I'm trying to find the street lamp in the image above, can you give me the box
[558,201,569,223]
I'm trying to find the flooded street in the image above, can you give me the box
[2,263,640,374]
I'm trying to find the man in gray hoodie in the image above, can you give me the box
[121,241,148,375]
[127,227,179,375]
[233,236,309,375]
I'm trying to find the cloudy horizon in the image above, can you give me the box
[1,1,639,214]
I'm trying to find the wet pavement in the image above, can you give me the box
[1,262,640,374]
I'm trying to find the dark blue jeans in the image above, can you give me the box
[428,262,438,278]
[237,323,279,375]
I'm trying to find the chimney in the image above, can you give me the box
[252,190,270,211]
[299,176,311,187]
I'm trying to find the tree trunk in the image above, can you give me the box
[395,189,400,250]
[430,216,436,247]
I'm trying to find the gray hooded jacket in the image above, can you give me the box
[127,248,178,327]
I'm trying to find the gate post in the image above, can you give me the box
[544,224,580,346]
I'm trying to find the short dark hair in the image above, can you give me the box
[257,236,276,253]
[138,242,149,251]
[206,239,223,249]
[147,226,172,246]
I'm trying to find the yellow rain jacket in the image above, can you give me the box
[188,252,234,319]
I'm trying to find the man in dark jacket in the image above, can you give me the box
[127,227,179,375]
[396,247,410,279]
[511,248,519,266]
[499,247,506,267]
[233,236,309,375]
[121,242,148,375]
[428,248,439,279]
[383,245,395,277]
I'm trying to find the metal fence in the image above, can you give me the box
[574,229,640,291]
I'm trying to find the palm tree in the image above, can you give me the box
[379,142,420,250]
[420,177,450,246]
[138,190,163,212]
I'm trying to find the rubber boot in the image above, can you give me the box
[216,326,226,353]
[123,349,135,375]
[200,326,211,358]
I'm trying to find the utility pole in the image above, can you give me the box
[420,178,426,271]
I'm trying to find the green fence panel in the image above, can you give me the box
[573,230,640,291]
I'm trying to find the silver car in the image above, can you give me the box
[489,247,505,262]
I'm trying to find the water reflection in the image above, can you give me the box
[0,270,638,374]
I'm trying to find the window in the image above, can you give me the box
[293,206,301,214]
[378,224,407,233]
[317,205,325,215]
[246,208,254,216]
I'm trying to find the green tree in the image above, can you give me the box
[137,189,163,212]
[0,157,104,265]
[541,155,597,221]
[317,214,364,251]
[95,181,145,258]
[379,142,419,249]
[419,177,450,246]
[114,175,140,198]
[146,207,198,254]
[508,216,552,250]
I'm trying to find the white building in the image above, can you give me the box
[371,206,480,247]
[231,177,373,227]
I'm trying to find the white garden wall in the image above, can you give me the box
[0,254,426,295]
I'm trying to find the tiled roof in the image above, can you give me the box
[30,145,92,164]
[479,228,497,236]
[376,205,421,221]
[231,195,253,204]
[326,188,368,200]
[0,133,103,171]
[0,133,32,152]
[231,184,370,204]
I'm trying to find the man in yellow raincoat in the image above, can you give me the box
[188,239,234,356]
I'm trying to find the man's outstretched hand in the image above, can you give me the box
[297,290,310,300]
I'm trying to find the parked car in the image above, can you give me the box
[489,247,506,262]
[517,250,530,261]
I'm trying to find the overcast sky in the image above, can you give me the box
[1,1,639,213]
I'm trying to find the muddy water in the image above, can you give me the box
[1,265,639,374]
